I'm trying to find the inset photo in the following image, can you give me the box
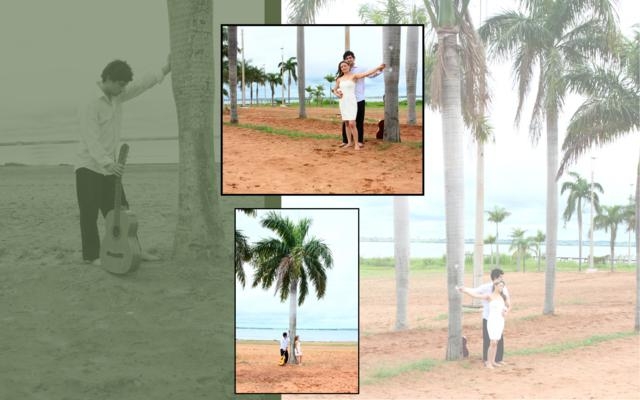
[235,208,359,394]
[222,25,424,195]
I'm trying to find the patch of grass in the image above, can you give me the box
[363,358,440,385]
[434,313,448,321]
[376,143,392,151]
[224,122,333,140]
[508,331,636,356]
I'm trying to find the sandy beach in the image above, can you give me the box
[236,340,358,394]
[0,164,266,399]
[222,106,423,194]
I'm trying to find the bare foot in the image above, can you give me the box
[338,143,348,148]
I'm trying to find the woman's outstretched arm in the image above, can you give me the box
[353,63,385,79]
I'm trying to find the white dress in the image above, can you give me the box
[338,78,357,121]
[487,296,506,340]
[294,340,302,356]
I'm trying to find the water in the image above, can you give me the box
[360,241,635,262]
[236,327,357,342]
[0,138,178,166]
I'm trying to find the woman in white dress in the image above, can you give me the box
[332,61,385,150]
[458,280,507,369]
[294,335,303,365]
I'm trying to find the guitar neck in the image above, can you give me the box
[113,175,123,225]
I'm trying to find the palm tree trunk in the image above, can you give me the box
[297,26,306,118]
[344,26,350,51]
[228,26,238,123]
[167,0,220,260]
[405,26,419,125]
[289,279,298,364]
[441,29,465,361]
[473,140,484,307]
[543,108,559,315]
[634,151,639,332]
[495,223,500,268]
[577,199,583,271]
[394,197,410,330]
[610,231,615,272]
[383,26,401,142]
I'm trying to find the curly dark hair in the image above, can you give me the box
[101,59,133,83]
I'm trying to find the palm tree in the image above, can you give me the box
[485,235,496,267]
[406,24,420,125]
[561,172,604,271]
[394,197,410,330]
[383,25,401,142]
[595,205,625,272]
[278,56,298,105]
[296,26,307,118]
[227,26,239,123]
[286,0,333,23]
[314,84,325,105]
[486,206,510,268]
[324,74,336,103]
[424,0,487,361]
[235,209,257,288]
[509,228,528,272]
[555,29,637,329]
[251,212,333,364]
[167,0,219,260]
[480,0,618,316]
[266,73,282,106]
[531,230,546,272]
[305,85,314,104]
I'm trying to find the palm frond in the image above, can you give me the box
[287,0,333,23]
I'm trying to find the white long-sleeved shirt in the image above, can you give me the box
[351,65,382,102]
[74,70,166,174]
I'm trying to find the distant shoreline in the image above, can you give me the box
[0,136,177,147]
[235,339,356,346]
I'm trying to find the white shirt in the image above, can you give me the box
[74,70,166,174]
[350,65,382,102]
[280,336,289,351]
[471,281,510,320]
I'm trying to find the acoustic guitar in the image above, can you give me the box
[100,143,141,274]
[375,119,384,139]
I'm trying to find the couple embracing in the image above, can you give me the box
[331,51,384,150]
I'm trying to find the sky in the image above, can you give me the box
[228,24,424,101]
[281,0,640,246]
[235,209,359,330]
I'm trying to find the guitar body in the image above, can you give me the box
[101,208,141,274]
[375,119,384,139]
[99,143,141,274]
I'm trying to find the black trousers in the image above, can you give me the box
[483,318,504,362]
[75,168,128,261]
[280,348,289,363]
[341,100,366,144]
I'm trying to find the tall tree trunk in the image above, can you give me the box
[577,199,583,271]
[405,25,419,125]
[495,223,500,268]
[297,26,306,118]
[441,29,465,361]
[634,151,639,332]
[383,26,401,142]
[228,26,238,123]
[610,230,616,272]
[543,108,558,315]
[394,197,410,330]
[289,279,298,364]
[168,0,220,260]
[345,26,350,51]
[473,140,484,307]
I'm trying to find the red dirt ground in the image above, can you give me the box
[222,106,423,194]
[285,270,640,399]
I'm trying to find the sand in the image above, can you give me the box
[236,341,358,394]
[284,270,640,400]
[222,105,423,194]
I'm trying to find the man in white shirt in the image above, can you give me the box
[338,50,383,148]
[279,331,290,365]
[75,58,170,266]
[469,268,511,366]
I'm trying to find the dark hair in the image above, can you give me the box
[282,332,287,338]
[336,60,350,78]
[493,280,507,301]
[343,50,355,60]
[490,268,504,281]
[101,59,133,83]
